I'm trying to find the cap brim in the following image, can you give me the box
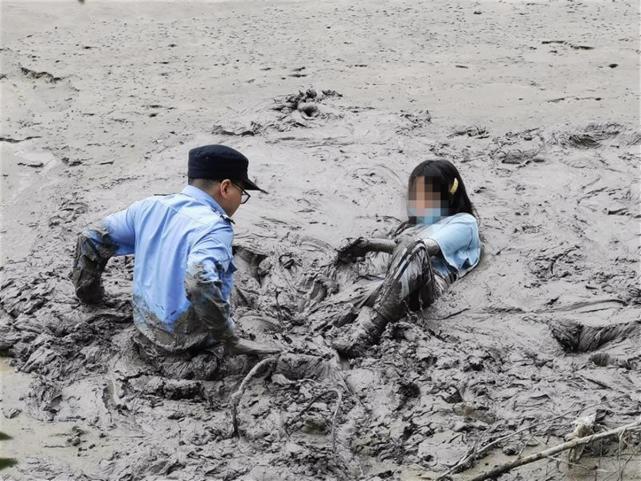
[242,177,268,194]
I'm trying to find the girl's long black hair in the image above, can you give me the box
[399,159,477,231]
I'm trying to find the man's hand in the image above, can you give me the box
[72,229,116,304]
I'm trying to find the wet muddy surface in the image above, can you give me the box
[1,0,640,480]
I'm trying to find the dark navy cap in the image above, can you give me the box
[188,144,267,193]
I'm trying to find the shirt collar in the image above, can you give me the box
[181,185,234,223]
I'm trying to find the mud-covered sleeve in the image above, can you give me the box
[184,226,236,339]
[73,224,120,304]
[428,214,481,275]
[97,203,140,256]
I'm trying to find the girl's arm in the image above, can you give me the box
[335,237,396,264]
[364,238,397,254]
[422,237,441,256]
[337,235,443,265]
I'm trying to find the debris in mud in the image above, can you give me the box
[2,408,21,419]
[0,135,42,143]
[540,40,595,50]
[212,88,343,136]
[449,125,488,138]
[66,426,86,447]
[141,377,206,400]
[19,66,63,83]
[547,95,603,103]
[491,129,546,164]
[550,319,640,353]
[211,121,260,136]
[399,109,432,130]
[272,88,340,114]
[17,161,44,168]
[468,418,641,481]
[548,122,629,149]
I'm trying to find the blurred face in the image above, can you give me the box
[407,176,448,224]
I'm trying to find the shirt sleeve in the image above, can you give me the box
[83,200,142,257]
[184,225,236,337]
[99,203,141,256]
[428,214,481,276]
[187,226,234,300]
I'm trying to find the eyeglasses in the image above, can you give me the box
[231,182,251,204]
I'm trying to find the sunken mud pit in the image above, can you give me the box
[1,1,640,480]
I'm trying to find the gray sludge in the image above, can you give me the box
[1,98,640,479]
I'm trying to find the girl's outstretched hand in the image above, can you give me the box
[335,237,370,264]
[335,237,397,264]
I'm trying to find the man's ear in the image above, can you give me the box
[218,179,232,197]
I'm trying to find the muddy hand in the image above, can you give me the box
[335,237,370,264]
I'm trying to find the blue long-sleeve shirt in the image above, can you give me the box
[399,213,481,281]
[87,185,236,351]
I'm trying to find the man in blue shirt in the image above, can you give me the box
[72,145,279,369]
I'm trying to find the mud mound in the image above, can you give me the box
[490,129,546,165]
[211,88,345,136]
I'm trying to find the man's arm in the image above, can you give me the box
[72,206,137,303]
[186,231,280,356]
[184,261,236,343]
[185,231,236,342]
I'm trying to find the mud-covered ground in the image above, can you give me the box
[1,1,640,480]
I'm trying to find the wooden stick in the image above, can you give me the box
[467,418,641,481]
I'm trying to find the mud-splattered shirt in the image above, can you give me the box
[87,185,236,351]
[399,213,481,282]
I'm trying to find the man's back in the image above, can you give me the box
[83,185,236,351]
[72,144,278,358]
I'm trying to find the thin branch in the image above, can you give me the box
[467,418,641,481]
[437,398,626,480]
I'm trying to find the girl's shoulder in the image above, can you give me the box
[440,212,477,226]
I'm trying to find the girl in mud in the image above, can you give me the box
[330,159,481,357]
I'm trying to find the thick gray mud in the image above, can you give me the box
[2,93,640,480]
[1,1,640,480]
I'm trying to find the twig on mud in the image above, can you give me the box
[530,434,612,474]
[436,398,628,480]
[287,388,343,452]
[467,418,641,481]
[543,453,611,474]
[230,356,279,437]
